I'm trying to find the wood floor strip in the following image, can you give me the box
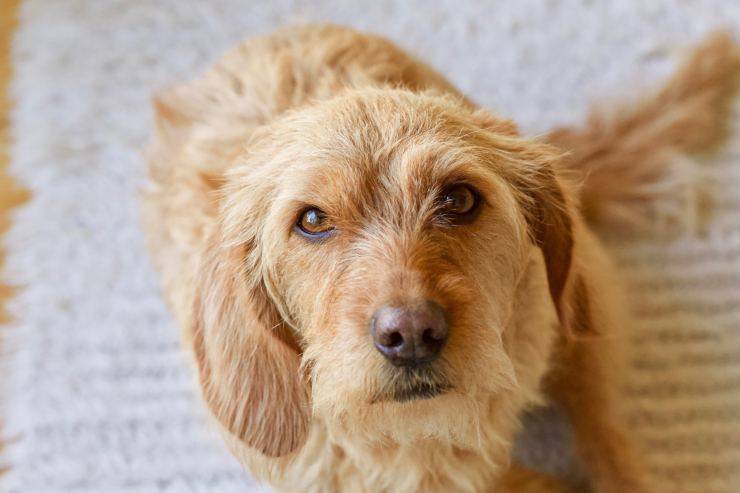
[0,0,28,324]
[0,0,29,469]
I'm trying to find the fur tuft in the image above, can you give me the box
[548,31,740,236]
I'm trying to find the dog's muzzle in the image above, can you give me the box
[369,300,451,403]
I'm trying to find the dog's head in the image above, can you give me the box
[190,89,575,457]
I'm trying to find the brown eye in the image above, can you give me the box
[296,207,334,238]
[441,184,478,216]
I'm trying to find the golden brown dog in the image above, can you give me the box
[142,25,740,492]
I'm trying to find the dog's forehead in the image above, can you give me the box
[286,134,491,219]
[278,92,497,207]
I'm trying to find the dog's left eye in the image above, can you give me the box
[296,207,334,238]
[440,184,478,216]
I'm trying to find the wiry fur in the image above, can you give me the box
[142,25,739,492]
[548,31,740,236]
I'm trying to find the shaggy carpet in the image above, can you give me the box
[2,1,740,492]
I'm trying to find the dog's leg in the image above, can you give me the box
[548,340,650,493]
[493,464,571,493]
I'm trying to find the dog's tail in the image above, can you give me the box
[547,31,740,235]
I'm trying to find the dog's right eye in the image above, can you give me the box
[435,184,481,225]
[296,207,334,239]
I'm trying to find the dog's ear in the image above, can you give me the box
[191,233,310,457]
[515,155,601,337]
[507,147,576,330]
[523,166,574,328]
[471,111,594,336]
[473,112,575,328]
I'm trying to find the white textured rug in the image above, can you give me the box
[3,1,740,492]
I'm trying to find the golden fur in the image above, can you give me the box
[549,31,740,235]
[142,25,740,492]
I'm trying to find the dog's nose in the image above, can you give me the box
[370,301,449,366]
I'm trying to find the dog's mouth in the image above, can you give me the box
[389,381,450,402]
[372,365,451,404]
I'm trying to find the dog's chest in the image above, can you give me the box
[266,411,526,493]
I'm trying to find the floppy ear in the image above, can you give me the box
[191,234,310,457]
[509,153,575,330]
[525,166,574,328]
[506,145,600,337]
[470,110,593,337]
[473,111,575,328]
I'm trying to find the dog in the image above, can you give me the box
[142,25,739,492]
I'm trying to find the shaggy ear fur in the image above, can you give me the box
[519,165,574,328]
[514,155,599,337]
[474,111,576,329]
[192,235,310,457]
[471,108,520,137]
[153,81,310,457]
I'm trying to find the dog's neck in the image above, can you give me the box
[286,399,523,492]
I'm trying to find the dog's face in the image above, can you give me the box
[193,89,573,457]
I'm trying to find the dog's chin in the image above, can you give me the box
[389,381,450,403]
[372,364,451,404]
